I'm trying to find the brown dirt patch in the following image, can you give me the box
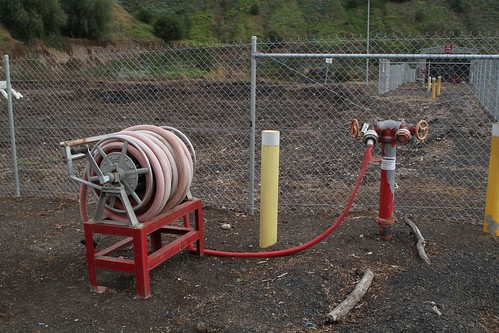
[0,196,497,332]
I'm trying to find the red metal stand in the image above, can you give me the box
[83,199,204,299]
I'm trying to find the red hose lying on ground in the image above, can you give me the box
[202,143,374,258]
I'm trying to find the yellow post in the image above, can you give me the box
[427,76,432,93]
[259,130,280,248]
[437,76,442,97]
[484,123,499,236]
[431,77,436,100]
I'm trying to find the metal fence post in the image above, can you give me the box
[486,60,491,111]
[249,36,257,215]
[365,0,370,85]
[495,61,499,121]
[4,54,20,196]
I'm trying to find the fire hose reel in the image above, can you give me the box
[61,125,196,225]
[61,125,205,299]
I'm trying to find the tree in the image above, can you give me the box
[60,0,113,39]
[249,3,260,16]
[153,14,186,42]
[344,0,364,9]
[136,8,154,24]
[0,0,66,41]
[448,0,470,13]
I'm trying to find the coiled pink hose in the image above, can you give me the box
[79,125,193,223]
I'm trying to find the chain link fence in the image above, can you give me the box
[471,59,499,119]
[379,59,417,93]
[0,34,497,223]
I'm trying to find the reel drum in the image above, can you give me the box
[62,125,195,225]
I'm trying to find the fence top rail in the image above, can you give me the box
[254,53,499,60]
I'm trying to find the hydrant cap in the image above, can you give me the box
[395,128,411,145]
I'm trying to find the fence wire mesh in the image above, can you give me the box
[0,34,497,223]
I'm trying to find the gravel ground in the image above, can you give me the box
[0,196,497,332]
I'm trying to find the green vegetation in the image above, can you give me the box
[0,0,66,42]
[0,0,496,47]
[0,25,12,42]
[108,3,158,41]
[153,13,190,42]
[91,50,212,80]
[119,0,497,43]
[0,0,114,44]
[61,0,113,39]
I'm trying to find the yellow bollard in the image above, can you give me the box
[427,76,432,93]
[437,76,442,97]
[259,130,280,248]
[431,77,436,100]
[484,123,499,236]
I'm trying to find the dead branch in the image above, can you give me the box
[404,217,431,265]
[326,269,374,323]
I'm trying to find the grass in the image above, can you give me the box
[92,53,212,80]
[0,24,12,42]
[118,0,497,43]
[2,1,495,47]
[189,11,218,43]
[108,3,159,41]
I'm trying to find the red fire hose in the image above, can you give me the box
[202,143,374,258]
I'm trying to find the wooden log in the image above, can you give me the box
[404,217,431,265]
[326,269,374,322]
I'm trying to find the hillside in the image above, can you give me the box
[119,0,499,42]
[0,1,163,57]
[0,0,497,56]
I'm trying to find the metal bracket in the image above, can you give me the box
[95,186,139,226]
[60,134,142,226]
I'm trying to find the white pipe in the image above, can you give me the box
[0,81,23,99]
[11,89,23,99]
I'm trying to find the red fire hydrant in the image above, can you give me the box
[351,118,429,240]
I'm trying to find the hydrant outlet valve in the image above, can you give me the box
[351,119,378,145]
[395,128,411,145]
[363,129,378,145]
